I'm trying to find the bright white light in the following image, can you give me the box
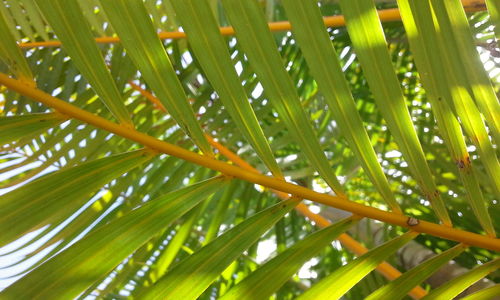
[251,83,263,98]
[235,61,243,76]
[298,257,319,279]
[385,150,402,158]
[181,51,193,68]
[256,238,276,263]
[309,205,321,214]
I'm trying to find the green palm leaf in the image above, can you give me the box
[169,0,283,177]
[339,0,450,225]
[440,0,500,146]
[486,0,500,41]
[0,149,155,247]
[221,216,358,299]
[397,0,495,236]
[422,258,500,300]
[0,1,498,298]
[140,197,300,299]
[0,112,66,145]
[220,0,344,195]
[35,0,133,127]
[366,243,466,300]
[99,0,213,155]
[461,284,500,300]
[429,0,500,197]
[298,231,419,299]
[0,176,226,300]
[0,7,33,85]
[281,0,401,213]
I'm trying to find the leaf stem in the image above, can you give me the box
[1,72,498,252]
[17,1,484,49]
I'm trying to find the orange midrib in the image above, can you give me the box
[18,1,484,49]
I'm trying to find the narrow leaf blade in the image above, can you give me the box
[221,217,358,300]
[367,243,466,300]
[220,0,345,195]
[423,258,500,300]
[429,0,500,197]
[299,231,418,300]
[0,112,66,145]
[140,198,301,300]
[442,0,500,146]
[0,177,227,300]
[169,0,282,177]
[99,0,213,155]
[0,149,155,246]
[461,285,500,300]
[0,8,34,85]
[486,0,500,41]
[281,0,401,213]
[339,0,450,224]
[397,0,496,236]
[35,0,133,126]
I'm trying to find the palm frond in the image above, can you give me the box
[0,0,498,299]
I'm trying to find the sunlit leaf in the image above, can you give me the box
[169,0,283,177]
[99,0,213,155]
[366,243,466,300]
[140,198,300,300]
[339,0,450,225]
[0,149,155,246]
[461,284,500,300]
[429,0,500,197]
[0,112,66,145]
[486,0,500,41]
[281,0,401,213]
[35,0,133,126]
[0,1,497,298]
[299,231,418,299]
[221,217,358,299]
[440,0,500,146]
[0,176,227,300]
[0,8,34,85]
[397,0,496,237]
[423,258,500,300]
[220,0,345,195]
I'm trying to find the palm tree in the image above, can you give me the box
[0,0,499,299]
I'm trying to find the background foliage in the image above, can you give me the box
[0,0,499,299]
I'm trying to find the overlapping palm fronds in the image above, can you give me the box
[0,0,498,299]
